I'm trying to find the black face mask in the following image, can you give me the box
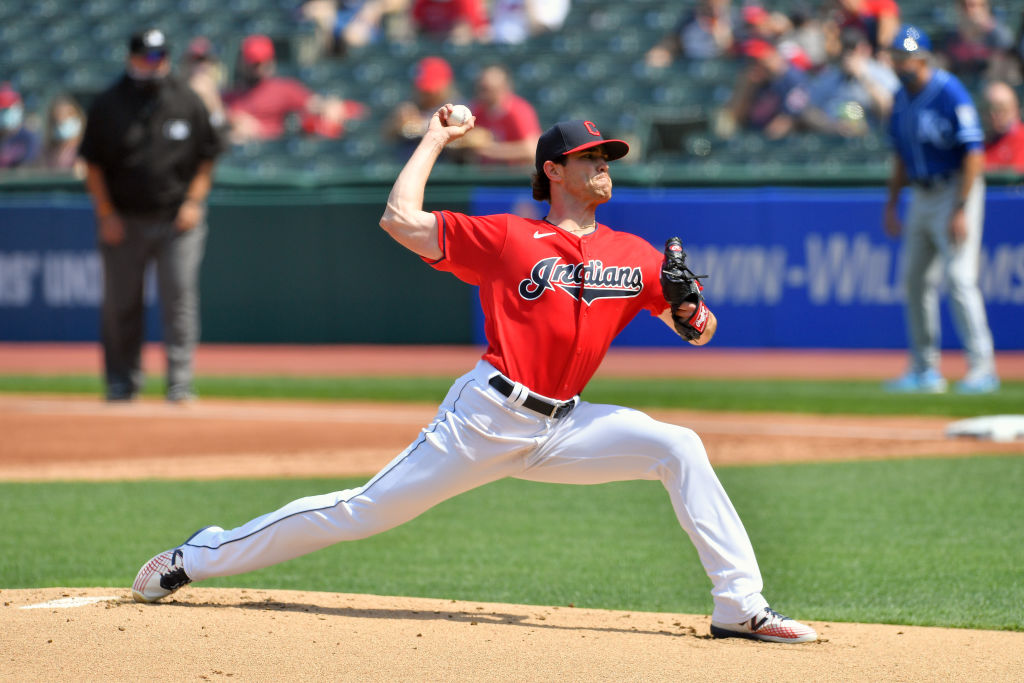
[895,67,922,89]
[126,64,167,94]
[240,68,264,88]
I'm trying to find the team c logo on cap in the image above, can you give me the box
[519,257,644,304]
[584,121,601,136]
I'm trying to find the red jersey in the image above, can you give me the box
[840,0,898,22]
[985,122,1024,173]
[428,211,670,399]
[470,93,541,144]
[224,77,312,139]
[412,0,488,34]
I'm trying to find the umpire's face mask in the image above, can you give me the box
[126,53,170,92]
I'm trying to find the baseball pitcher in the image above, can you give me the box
[131,110,817,644]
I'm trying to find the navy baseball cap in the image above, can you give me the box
[890,24,931,55]
[129,28,169,61]
[535,120,629,174]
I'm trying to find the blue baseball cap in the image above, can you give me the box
[890,24,931,54]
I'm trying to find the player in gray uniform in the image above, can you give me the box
[883,25,998,394]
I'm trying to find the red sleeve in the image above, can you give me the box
[284,79,313,112]
[461,0,489,29]
[423,210,509,285]
[411,0,428,23]
[866,0,899,17]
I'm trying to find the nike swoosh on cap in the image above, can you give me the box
[533,230,557,238]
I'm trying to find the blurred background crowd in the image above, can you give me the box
[2,0,1024,179]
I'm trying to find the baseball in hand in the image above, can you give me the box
[447,104,472,126]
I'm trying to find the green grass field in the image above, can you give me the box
[1,457,1021,631]
[1,375,1022,631]
[1,374,1022,416]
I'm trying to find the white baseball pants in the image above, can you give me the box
[181,360,769,624]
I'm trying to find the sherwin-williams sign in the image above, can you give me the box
[471,187,1024,349]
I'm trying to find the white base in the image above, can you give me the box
[945,415,1024,442]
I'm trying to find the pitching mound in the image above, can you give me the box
[5,587,1022,681]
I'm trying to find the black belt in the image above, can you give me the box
[911,173,954,189]
[488,375,577,419]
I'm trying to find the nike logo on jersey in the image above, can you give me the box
[533,230,557,239]
[518,256,643,304]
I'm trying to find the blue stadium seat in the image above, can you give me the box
[516,58,557,90]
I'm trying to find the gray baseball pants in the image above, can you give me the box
[902,175,995,376]
[99,215,207,399]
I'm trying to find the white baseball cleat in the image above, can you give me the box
[131,547,192,603]
[710,606,818,643]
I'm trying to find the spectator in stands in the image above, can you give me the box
[385,56,460,158]
[410,0,489,44]
[300,0,341,55]
[490,0,570,45]
[982,80,1024,172]
[785,2,830,68]
[740,4,792,45]
[937,0,1019,85]
[0,83,41,169]
[37,93,85,176]
[181,37,229,136]
[828,0,900,56]
[79,28,224,403]
[718,39,811,140]
[300,0,412,57]
[801,27,898,136]
[457,64,541,165]
[340,0,413,51]
[224,34,365,143]
[645,0,738,66]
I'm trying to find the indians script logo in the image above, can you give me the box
[518,257,643,304]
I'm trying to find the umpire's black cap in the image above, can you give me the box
[535,120,629,174]
[129,28,169,60]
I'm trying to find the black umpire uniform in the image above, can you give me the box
[80,28,223,401]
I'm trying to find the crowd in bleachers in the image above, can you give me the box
[2,0,1024,178]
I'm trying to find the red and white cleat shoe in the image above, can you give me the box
[710,606,818,643]
[131,547,192,603]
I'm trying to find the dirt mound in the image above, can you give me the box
[4,587,1022,681]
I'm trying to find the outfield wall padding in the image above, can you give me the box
[2,184,1022,348]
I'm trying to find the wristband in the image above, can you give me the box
[686,299,710,335]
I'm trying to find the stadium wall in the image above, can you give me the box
[1,183,1022,348]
